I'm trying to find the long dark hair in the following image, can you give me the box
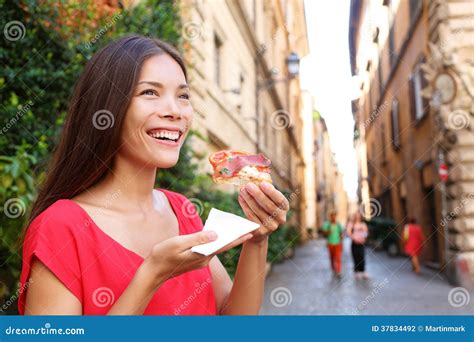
[23,34,187,234]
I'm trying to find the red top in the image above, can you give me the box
[404,224,425,257]
[18,190,217,315]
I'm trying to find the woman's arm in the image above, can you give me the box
[211,238,268,315]
[403,224,409,242]
[345,222,353,239]
[321,222,330,237]
[24,230,250,315]
[419,225,426,242]
[109,229,251,315]
[25,257,165,315]
[24,258,82,315]
[106,260,165,315]
[362,222,369,234]
[210,182,289,315]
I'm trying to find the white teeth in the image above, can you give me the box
[149,130,180,141]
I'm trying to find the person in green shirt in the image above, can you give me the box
[322,211,344,277]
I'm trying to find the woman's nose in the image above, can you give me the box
[158,96,182,120]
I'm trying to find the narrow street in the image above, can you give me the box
[261,239,474,315]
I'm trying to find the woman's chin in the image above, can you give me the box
[152,154,179,168]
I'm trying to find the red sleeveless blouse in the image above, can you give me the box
[18,189,217,315]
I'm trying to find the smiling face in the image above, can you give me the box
[119,54,193,168]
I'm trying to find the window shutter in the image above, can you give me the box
[408,74,416,122]
[391,98,400,149]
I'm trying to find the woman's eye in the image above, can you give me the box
[140,89,159,96]
[179,93,190,100]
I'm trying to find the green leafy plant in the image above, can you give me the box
[0,0,183,314]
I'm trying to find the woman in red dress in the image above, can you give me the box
[403,217,425,274]
[18,35,289,315]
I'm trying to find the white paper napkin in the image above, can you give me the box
[191,208,260,256]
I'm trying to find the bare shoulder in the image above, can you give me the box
[24,257,82,315]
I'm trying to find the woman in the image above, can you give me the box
[322,211,343,277]
[346,212,369,280]
[403,217,425,274]
[18,35,289,315]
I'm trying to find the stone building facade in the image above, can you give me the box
[313,113,349,230]
[349,0,473,287]
[180,0,310,238]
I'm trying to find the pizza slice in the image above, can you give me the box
[208,150,273,186]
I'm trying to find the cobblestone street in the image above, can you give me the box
[262,239,474,315]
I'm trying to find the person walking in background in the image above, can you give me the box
[346,212,369,280]
[322,211,344,277]
[403,217,425,274]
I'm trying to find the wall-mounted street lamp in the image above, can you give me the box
[257,52,301,91]
[286,52,301,78]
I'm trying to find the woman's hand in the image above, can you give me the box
[238,182,290,243]
[142,230,253,288]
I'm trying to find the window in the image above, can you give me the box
[214,34,222,86]
[367,142,376,184]
[372,27,380,44]
[389,24,397,67]
[381,123,387,164]
[409,60,429,122]
[387,0,397,68]
[391,98,401,149]
[409,0,422,24]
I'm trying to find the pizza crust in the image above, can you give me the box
[213,165,272,186]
